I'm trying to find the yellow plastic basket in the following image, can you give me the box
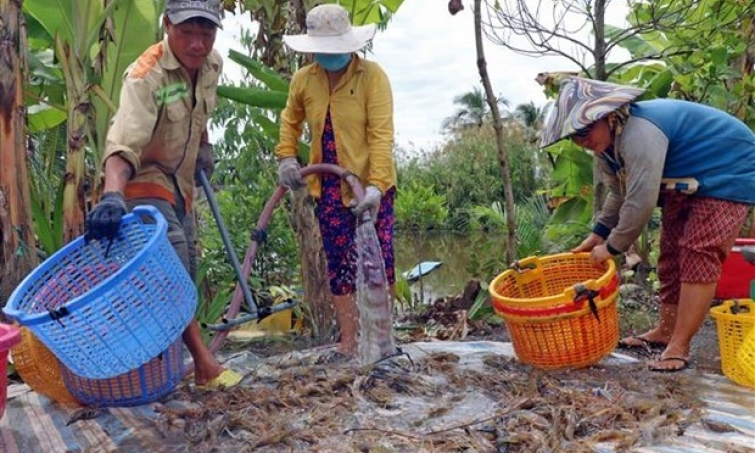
[710,299,755,388]
[489,253,620,370]
[11,327,80,405]
[737,329,755,383]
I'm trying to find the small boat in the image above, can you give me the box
[403,261,443,283]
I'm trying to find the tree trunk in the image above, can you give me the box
[591,0,608,222]
[281,0,335,341]
[60,40,88,243]
[0,0,37,307]
[474,0,517,263]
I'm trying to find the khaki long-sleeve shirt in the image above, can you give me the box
[103,36,222,212]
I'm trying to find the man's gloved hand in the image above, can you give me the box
[86,192,128,240]
[195,141,215,185]
[277,157,305,190]
[351,185,381,222]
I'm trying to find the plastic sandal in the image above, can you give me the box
[195,369,243,390]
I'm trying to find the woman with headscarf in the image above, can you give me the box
[540,77,755,372]
[275,4,397,362]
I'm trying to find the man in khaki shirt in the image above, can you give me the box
[87,0,241,389]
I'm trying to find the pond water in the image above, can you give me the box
[393,231,505,303]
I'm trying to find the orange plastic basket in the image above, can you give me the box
[11,327,80,405]
[710,299,755,389]
[489,253,620,370]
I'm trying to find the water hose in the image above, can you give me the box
[203,163,366,355]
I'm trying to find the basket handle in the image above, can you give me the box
[569,273,620,321]
[510,256,542,273]
[131,205,167,230]
[509,256,547,299]
[572,282,600,321]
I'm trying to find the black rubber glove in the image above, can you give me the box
[195,142,215,186]
[86,192,128,240]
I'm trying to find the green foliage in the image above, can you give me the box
[546,143,593,199]
[194,281,231,344]
[621,0,755,127]
[199,88,301,324]
[393,273,412,312]
[394,180,449,231]
[466,195,555,274]
[27,124,68,256]
[468,201,507,231]
[467,282,500,323]
[29,179,65,258]
[534,139,594,250]
[334,0,405,26]
[465,234,509,282]
[514,195,551,257]
[216,86,289,109]
[396,125,544,231]
[227,49,290,93]
[24,0,160,180]
[542,218,592,253]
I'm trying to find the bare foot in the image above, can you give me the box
[336,342,357,357]
[647,343,692,372]
[619,328,670,347]
[193,364,224,386]
[647,356,690,372]
[618,335,667,350]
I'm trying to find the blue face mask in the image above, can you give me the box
[314,53,352,72]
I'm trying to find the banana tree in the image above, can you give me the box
[0,0,37,306]
[23,0,159,243]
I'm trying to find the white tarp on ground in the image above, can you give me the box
[2,341,754,453]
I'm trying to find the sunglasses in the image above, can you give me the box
[571,124,594,139]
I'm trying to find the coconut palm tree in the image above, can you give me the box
[442,86,510,130]
[513,101,553,148]
[513,101,548,130]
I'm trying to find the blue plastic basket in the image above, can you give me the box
[3,205,197,379]
[61,338,185,407]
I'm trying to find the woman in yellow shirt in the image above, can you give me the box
[276,4,397,361]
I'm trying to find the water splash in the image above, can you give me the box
[355,218,396,365]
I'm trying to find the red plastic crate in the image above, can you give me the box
[716,238,755,299]
[0,323,21,420]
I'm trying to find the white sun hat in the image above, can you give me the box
[283,4,377,54]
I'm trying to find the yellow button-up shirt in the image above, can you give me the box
[103,36,222,212]
[275,55,396,205]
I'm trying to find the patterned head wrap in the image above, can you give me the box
[539,77,645,148]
